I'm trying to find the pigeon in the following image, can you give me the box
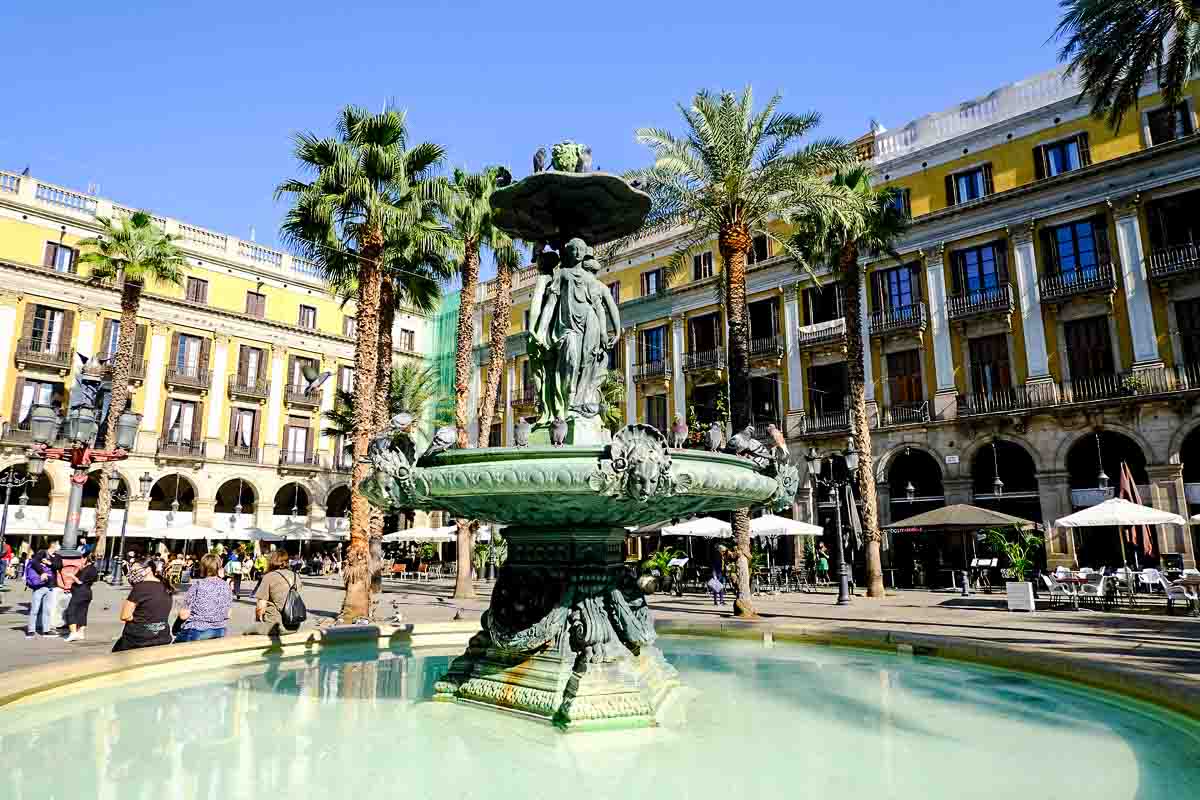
[452,609,464,621]
[668,415,688,448]
[706,422,723,452]
[630,178,643,189]
[728,425,773,469]
[389,412,415,434]
[550,417,568,447]
[766,423,788,453]
[533,147,547,173]
[514,417,531,447]
[419,425,457,463]
[300,365,332,397]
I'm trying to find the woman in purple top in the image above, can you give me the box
[174,553,233,642]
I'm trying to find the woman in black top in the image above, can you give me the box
[65,552,99,642]
[112,558,174,652]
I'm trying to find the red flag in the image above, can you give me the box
[1120,462,1155,558]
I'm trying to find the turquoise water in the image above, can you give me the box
[1,636,1198,800]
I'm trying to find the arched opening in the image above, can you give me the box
[1182,426,1200,560]
[325,485,351,519]
[274,483,311,516]
[215,479,256,515]
[1065,430,1150,568]
[0,464,53,508]
[149,475,196,513]
[886,447,945,589]
[82,471,129,509]
[972,440,1041,522]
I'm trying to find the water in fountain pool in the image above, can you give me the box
[2,636,1197,800]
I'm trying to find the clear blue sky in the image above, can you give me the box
[4,0,1066,255]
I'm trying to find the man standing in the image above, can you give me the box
[0,539,12,590]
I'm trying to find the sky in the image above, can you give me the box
[4,0,1068,260]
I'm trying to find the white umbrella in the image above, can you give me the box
[750,515,823,538]
[1054,497,1185,528]
[660,517,732,538]
[381,526,457,543]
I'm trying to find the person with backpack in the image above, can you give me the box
[24,550,54,638]
[225,552,243,598]
[64,552,100,642]
[247,549,306,636]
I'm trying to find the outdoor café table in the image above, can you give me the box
[1057,576,1088,610]
[1174,576,1200,614]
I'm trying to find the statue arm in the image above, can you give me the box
[602,290,621,346]
[529,273,551,346]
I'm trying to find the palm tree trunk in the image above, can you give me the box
[719,228,758,619]
[477,256,513,447]
[369,279,395,602]
[841,243,884,598]
[91,279,143,558]
[340,236,384,622]
[453,241,481,600]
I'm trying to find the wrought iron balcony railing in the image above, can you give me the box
[228,375,270,400]
[869,302,927,337]
[1038,263,1116,303]
[157,438,206,459]
[633,359,671,382]
[682,348,725,372]
[15,339,72,371]
[165,364,211,391]
[878,401,930,427]
[1148,242,1200,281]
[749,333,786,360]
[224,444,261,464]
[279,450,321,469]
[796,318,847,351]
[946,284,1014,322]
[285,384,322,408]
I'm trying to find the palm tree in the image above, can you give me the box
[445,166,516,600]
[1056,0,1200,129]
[324,361,450,451]
[476,244,523,449]
[599,370,626,435]
[631,88,860,618]
[77,211,186,557]
[278,105,447,622]
[790,166,908,599]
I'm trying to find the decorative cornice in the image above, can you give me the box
[1006,220,1038,246]
[1107,192,1141,217]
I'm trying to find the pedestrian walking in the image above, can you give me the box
[226,552,243,598]
[247,549,305,636]
[706,546,726,607]
[24,550,54,638]
[64,552,100,642]
[175,554,233,643]
[0,539,12,590]
[112,558,174,652]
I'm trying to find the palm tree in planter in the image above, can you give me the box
[1056,0,1200,130]
[278,104,448,622]
[78,211,186,557]
[445,166,516,600]
[790,165,908,599]
[631,88,861,617]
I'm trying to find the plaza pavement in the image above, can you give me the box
[1,577,1198,707]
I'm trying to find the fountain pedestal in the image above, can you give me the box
[434,526,680,730]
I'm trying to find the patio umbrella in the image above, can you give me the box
[660,517,732,538]
[1056,498,1184,568]
[381,526,457,543]
[750,515,823,570]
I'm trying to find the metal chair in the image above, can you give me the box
[1161,577,1199,616]
[1041,574,1074,608]
[1079,574,1108,609]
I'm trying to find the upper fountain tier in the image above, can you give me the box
[490,170,650,246]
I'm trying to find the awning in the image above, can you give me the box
[1056,497,1185,528]
[883,504,1039,532]
[660,517,732,538]
[751,514,823,538]
[382,526,457,543]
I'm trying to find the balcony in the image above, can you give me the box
[683,348,725,372]
[279,450,321,471]
[1148,242,1200,282]
[794,408,851,436]
[165,364,211,392]
[750,420,784,442]
[14,339,72,373]
[749,333,786,361]
[869,303,927,337]
[946,285,1014,323]
[797,318,847,352]
[0,419,33,444]
[332,452,355,473]
[512,383,537,409]
[634,359,671,383]
[879,401,930,427]
[1038,264,1116,304]
[285,384,322,409]
[224,444,261,464]
[228,375,270,401]
[156,438,206,461]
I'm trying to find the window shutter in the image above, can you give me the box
[995,241,1010,282]
[982,163,995,195]
[1033,146,1046,180]
[1093,217,1112,265]
[1076,132,1092,167]
[133,325,147,360]
[198,337,211,372]
[42,243,56,267]
[1039,228,1057,275]
[161,396,173,441]
[9,377,24,424]
[59,309,74,351]
[944,175,956,207]
[305,422,314,460]
[912,264,923,301]
[237,346,249,381]
[227,406,238,446]
[287,355,297,390]
[100,319,115,356]
[949,252,962,295]
[20,305,36,345]
[192,401,204,443]
[250,410,260,449]
[169,333,180,367]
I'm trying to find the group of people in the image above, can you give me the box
[11,540,307,650]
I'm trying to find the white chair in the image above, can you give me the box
[1054,566,1070,578]
[1160,577,1198,616]
[1079,574,1107,608]
[1078,567,1094,576]
[1111,569,1136,607]
[1042,574,1075,608]
[1139,569,1162,593]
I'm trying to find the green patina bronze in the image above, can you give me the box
[361,163,798,730]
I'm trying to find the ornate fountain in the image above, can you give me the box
[362,142,798,730]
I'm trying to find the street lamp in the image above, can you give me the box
[28,402,141,556]
[109,471,153,584]
[991,441,1004,497]
[804,437,859,606]
[0,467,37,585]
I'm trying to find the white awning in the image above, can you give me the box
[1055,497,1186,528]
[751,514,823,538]
[382,526,457,543]
[660,517,732,538]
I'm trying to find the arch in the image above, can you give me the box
[874,441,948,486]
[1054,423,1155,474]
[325,484,351,518]
[215,478,259,514]
[970,439,1039,496]
[274,482,311,516]
[1064,429,1148,490]
[0,463,53,506]
[958,432,1044,476]
[1168,418,1200,468]
[885,446,944,499]
[81,470,130,509]
[149,474,198,512]
[1181,426,1200,484]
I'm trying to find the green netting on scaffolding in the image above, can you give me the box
[430,289,460,424]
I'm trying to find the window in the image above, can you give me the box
[488,424,502,448]
[523,309,531,331]
[298,305,317,329]
[886,349,923,405]
[229,408,257,450]
[1147,105,1194,146]
[237,346,264,383]
[245,292,266,318]
[748,298,779,340]
[342,316,357,338]
[185,277,209,304]
[645,394,668,431]
[14,380,63,426]
[968,334,1011,396]
[1034,133,1090,179]
[746,234,771,265]
[1147,191,1200,250]
[284,415,310,460]
[1041,218,1110,281]
[803,284,844,325]
[951,242,1007,296]
[944,164,993,205]
[101,319,122,359]
[1177,298,1200,364]
[808,362,848,414]
[608,281,620,303]
[886,188,912,219]
[871,264,921,313]
[1064,316,1114,380]
[689,384,722,425]
[692,251,713,281]
[640,268,665,296]
[338,365,355,394]
[335,436,354,470]
[31,306,66,352]
[640,326,666,364]
[398,328,415,351]
[175,333,202,371]
[165,399,198,443]
[42,242,76,273]
[688,313,721,352]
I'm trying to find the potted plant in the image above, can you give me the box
[1120,374,1146,396]
[984,526,1043,612]
[639,547,684,594]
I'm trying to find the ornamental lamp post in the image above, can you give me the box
[0,467,37,583]
[110,470,153,584]
[804,439,858,606]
